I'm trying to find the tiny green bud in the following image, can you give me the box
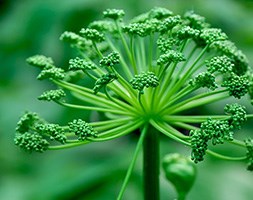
[69,57,96,71]
[68,119,97,141]
[162,153,197,199]
[99,51,120,67]
[175,26,200,40]
[157,50,185,65]
[79,28,105,43]
[206,55,234,74]
[224,103,247,130]
[16,112,40,134]
[37,67,65,80]
[130,72,159,94]
[157,37,179,53]
[158,15,181,34]
[93,73,118,94]
[35,123,67,144]
[148,7,173,19]
[184,10,210,30]
[14,132,49,153]
[38,89,66,102]
[26,55,54,69]
[103,9,125,20]
[88,20,117,33]
[189,72,218,90]
[222,73,249,99]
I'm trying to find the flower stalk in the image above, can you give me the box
[143,125,160,200]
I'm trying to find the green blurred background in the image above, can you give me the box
[1,0,253,199]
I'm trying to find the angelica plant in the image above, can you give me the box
[15,7,253,200]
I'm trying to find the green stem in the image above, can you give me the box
[176,44,197,77]
[56,101,129,115]
[158,121,189,140]
[48,140,90,150]
[91,118,132,131]
[166,45,209,99]
[130,35,138,74]
[161,89,229,115]
[138,93,146,112]
[168,93,229,115]
[117,125,148,200]
[90,117,132,126]
[148,33,154,71]
[111,69,138,105]
[206,150,247,161]
[143,124,160,200]
[170,122,198,131]
[115,20,134,69]
[92,42,103,58]
[89,120,144,141]
[163,115,230,123]
[105,36,133,79]
[150,120,190,146]
[140,37,147,69]
[159,85,195,110]
[229,139,246,148]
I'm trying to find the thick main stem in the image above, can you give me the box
[143,125,160,200]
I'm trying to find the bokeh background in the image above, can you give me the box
[1,0,253,199]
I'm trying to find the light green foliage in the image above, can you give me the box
[79,28,105,43]
[130,72,159,94]
[15,112,87,152]
[206,55,234,74]
[89,20,117,33]
[69,57,97,71]
[196,28,228,47]
[35,123,67,144]
[200,119,233,145]
[191,102,248,163]
[224,103,247,130]
[190,103,247,163]
[68,119,97,141]
[14,132,49,153]
[222,73,249,99]
[190,129,208,163]
[15,112,49,152]
[37,67,65,80]
[189,72,218,90]
[38,89,66,102]
[175,26,200,40]
[16,112,40,134]
[60,31,89,50]
[211,40,249,75]
[103,9,125,20]
[26,55,54,69]
[191,118,233,163]
[148,7,173,20]
[93,73,118,94]
[99,52,120,67]
[157,50,185,65]
[157,37,179,53]
[158,15,181,34]
[184,10,210,30]
[123,19,160,37]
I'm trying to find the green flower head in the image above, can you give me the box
[16,8,253,179]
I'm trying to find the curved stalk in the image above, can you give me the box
[117,125,148,200]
